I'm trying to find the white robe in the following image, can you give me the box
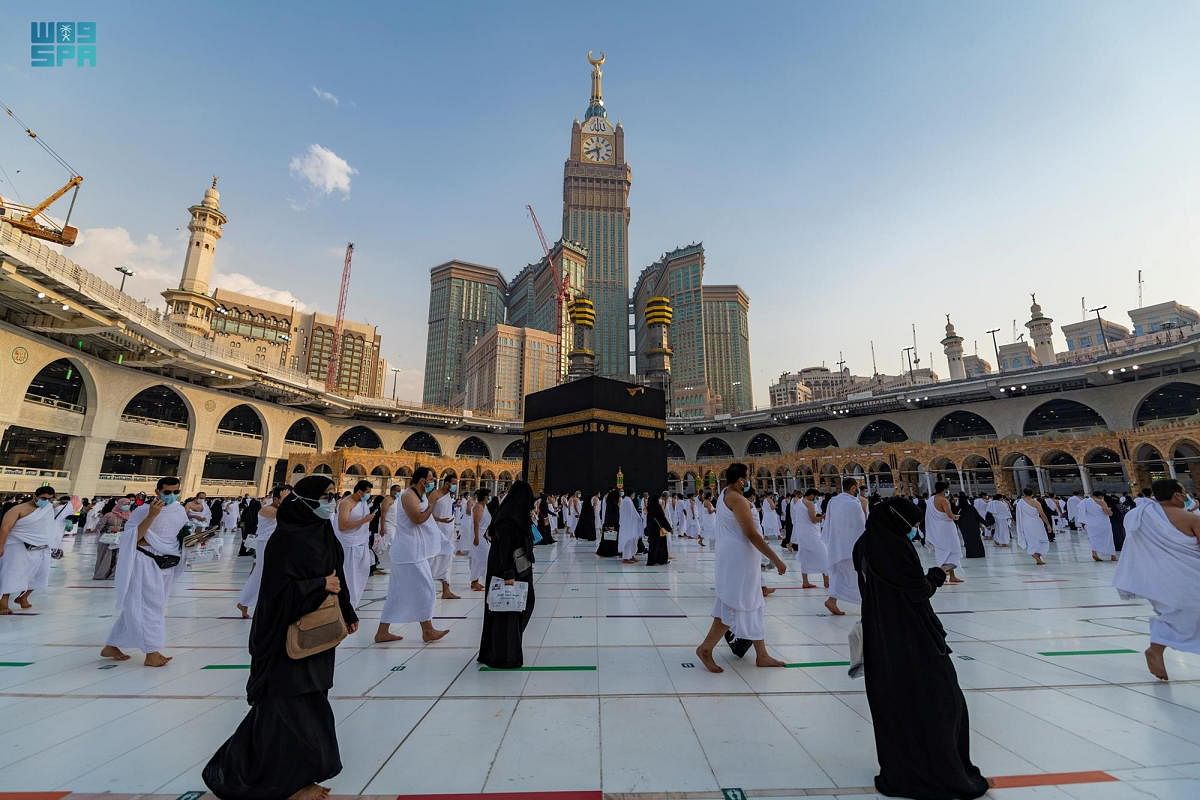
[1016,498,1049,555]
[761,500,782,538]
[333,497,372,608]
[988,500,1013,545]
[0,503,55,596]
[972,498,989,527]
[925,498,962,569]
[106,502,187,653]
[469,506,491,583]
[1081,498,1116,557]
[430,493,456,583]
[1114,501,1200,653]
[381,493,440,624]
[1067,495,1084,528]
[618,496,641,559]
[791,499,827,574]
[237,510,277,610]
[824,492,865,604]
[712,493,764,640]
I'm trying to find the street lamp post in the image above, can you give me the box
[114,266,135,292]
[986,328,1001,370]
[901,346,915,385]
[390,367,401,401]
[1089,305,1110,353]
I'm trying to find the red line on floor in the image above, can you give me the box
[395,793,601,800]
[990,770,1117,788]
[0,793,72,800]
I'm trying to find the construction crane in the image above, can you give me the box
[325,242,355,392]
[525,204,570,383]
[0,101,83,246]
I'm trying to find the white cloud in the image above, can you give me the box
[214,271,309,311]
[66,226,180,306]
[311,86,339,107]
[288,144,357,197]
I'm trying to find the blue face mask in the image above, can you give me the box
[160,491,179,505]
[35,498,51,508]
[314,500,336,519]
[907,527,919,541]
[450,483,458,494]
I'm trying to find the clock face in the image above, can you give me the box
[582,135,613,163]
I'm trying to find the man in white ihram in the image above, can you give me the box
[618,490,642,564]
[824,477,866,616]
[0,485,60,614]
[925,480,964,584]
[1114,478,1200,681]
[430,475,461,599]
[333,480,375,608]
[102,476,188,666]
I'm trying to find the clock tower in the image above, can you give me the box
[563,51,632,377]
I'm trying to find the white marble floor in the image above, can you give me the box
[2,527,1199,800]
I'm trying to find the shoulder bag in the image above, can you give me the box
[286,594,348,659]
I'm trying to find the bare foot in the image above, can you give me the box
[695,644,723,673]
[236,603,250,619]
[622,558,638,564]
[471,582,485,592]
[441,589,461,600]
[144,652,172,667]
[756,653,786,668]
[822,575,830,588]
[15,595,32,610]
[947,577,964,584]
[0,607,10,616]
[801,582,818,589]
[100,645,130,661]
[1034,556,1046,566]
[374,631,404,643]
[288,784,329,800]
[824,597,845,616]
[1110,556,1118,562]
[1145,647,1169,681]
[762,586,776,596]
[1092,553,1102,562]
[423,628,449,643]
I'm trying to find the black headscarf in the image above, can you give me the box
[495,481,536,528]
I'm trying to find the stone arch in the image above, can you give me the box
[1040,450,1080,493]
[774,466,792,492]
[683,472,698,494]
[312,463,333,475]
[1134,382,1200,426]
[121,384,192,427]
[930,410,997,442]
[666,471,680,492]
[292,463,307,474]
[1083,446,1126,491]
[346,464,366,476]
[697,437,734,459]
[745,433,781,456]
[1170,439,1200,491]
[857,419,909,446]
[441,468,458,482]
[24,357,89,413]
[217,403,265,438]
[284,417,322,449]
[460,469,477,492]
[897,457,923,495]
[818,463,840,490]
[402,431,442,455]
[665,439,685,459]
[497,471,514,491]
[1023,399,1107,436]
[335,425,383,449]
[455,436,491,459]
[796,426,837,450]
[754,466,772,492]
[795,464,814,489]
[962,454,995,492]
[370,465,392,477]
[868,461,894,491]
[480,470,496,490]
[501,439,524,460]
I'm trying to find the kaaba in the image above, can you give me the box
[522,375,667,495]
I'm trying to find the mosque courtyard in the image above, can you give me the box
[2,531,1200,800]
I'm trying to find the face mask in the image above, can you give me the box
[160,491,179,505]
[314,500,336,519]
[1186,497,1197,511]
[449,483,458,494]
[35,498,51,508]
[424,483,434,496]
[907,527,919,541]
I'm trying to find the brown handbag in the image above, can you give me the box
[286,594,348,659]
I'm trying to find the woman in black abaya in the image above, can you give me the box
[478,480,537,669]
[596,489,621,557]
[204,476,359,800]
[536,494,555,545]
[853,497,989,800]
[575,492,597,541]
[644,492,673,566]
[955,492,987,559]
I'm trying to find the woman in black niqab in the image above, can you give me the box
[478,480,537,668]
[853,497,989,800]
[596,489,621,557]
[204,476,359,800]
[575,492,597,541]
[536,494,556,545]
[644,492,672,566]
[955,492,986,559]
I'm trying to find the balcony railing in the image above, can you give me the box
[0,466,70,479]
[23,393,86,415]
[120,413,189,430]
[216,428,264,441]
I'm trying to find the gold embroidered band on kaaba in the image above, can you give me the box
[523,408,667,433]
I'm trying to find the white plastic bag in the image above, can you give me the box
[98,532,120,546]
[487,576,529,613]
[847,620,864,679]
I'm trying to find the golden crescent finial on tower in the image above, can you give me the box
[587,51,606,67]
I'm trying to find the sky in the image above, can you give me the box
[3,1,1200,404]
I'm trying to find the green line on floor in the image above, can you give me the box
[202,664,251,669]
[479,665,597,672]
[1037,648,1138,657]
[784,660,851,668]
[0,662,32,667]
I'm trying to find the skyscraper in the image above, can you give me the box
[505,240,587,380]
[422,260,507,406]
[702,285,753,413]
[562,53,632,377]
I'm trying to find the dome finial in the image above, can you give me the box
[584,51,608,119]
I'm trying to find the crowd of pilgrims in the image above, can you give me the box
[2,466,1199,800]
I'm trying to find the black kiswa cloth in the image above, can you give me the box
[853,498,989,800]
[203,492,359,800]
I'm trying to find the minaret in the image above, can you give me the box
[644,295,673,404]
[566,294,597,380]
[163,177,226,336]
[941,314,966,381]
[1025,294,1057,366]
